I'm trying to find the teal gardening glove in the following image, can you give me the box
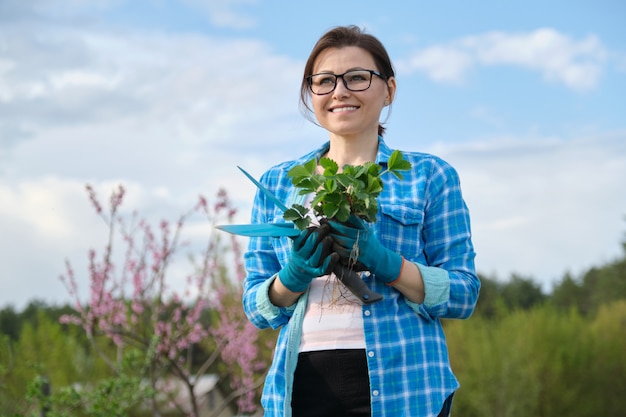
[278,222,340,293]
[329,215,404,284]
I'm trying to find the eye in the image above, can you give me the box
[345,71,369,82]
[312,74,335,86]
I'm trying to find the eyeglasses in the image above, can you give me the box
[307,69,386,95]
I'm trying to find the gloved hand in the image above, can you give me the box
[278,222,340,293]
[328,215,403,284]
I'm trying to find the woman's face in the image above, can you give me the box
[310,46,395,140]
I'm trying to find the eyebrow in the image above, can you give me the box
[312,67,369,75]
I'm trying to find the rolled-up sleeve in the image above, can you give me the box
[242,170,298,330]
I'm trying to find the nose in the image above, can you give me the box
[332,75,351,97]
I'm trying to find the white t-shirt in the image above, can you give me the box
[299,273,366,352]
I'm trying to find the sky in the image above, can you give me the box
[1,0,625,310]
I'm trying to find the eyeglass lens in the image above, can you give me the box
[309,70,374,95]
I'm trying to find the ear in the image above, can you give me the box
[385,76,397,105]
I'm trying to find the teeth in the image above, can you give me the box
[331,106,357,112]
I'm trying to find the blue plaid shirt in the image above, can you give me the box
[243,138,480,417]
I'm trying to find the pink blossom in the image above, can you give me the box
[85,184,102,214]
[59,185,265,415]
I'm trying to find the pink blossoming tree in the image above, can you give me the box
[60,185,270,416]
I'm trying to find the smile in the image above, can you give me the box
[329,106,358,113]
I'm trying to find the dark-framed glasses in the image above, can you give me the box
[307,69,386,95]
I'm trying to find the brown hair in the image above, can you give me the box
[299,25,395,136]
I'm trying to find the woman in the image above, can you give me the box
[242,25,480,417]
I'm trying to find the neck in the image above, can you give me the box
[325,134,379,167]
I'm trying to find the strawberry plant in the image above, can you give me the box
[284,149,412,229]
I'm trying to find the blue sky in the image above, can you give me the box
[1,0,625,309]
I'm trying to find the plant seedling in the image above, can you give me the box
[284,149,412,229]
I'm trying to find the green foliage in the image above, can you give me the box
[22,350,152,417]
[0,307,19,341]
[283,150,411,228]
[0,309,116,416]
[550,245,626,316]
[473,274,546,319]
[447,301,626,417]
[500,274,546,310]
[586,300,626,414]
[0,301,75,343]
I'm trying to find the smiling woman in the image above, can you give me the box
[241,25,480,417]
[306,45,394,155]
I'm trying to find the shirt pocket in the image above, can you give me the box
[380,203,424,225]
[378,203,425,254]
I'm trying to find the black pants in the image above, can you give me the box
[292,349,371,417]
[291,349,453,417]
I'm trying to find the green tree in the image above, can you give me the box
[551,240,626,316]
[0,306,20,341]
[550,272,584,312]
[472,274,508,319]
[500,274,545,310]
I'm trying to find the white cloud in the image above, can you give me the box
[0,7,309,308]
[183,0,258,29]
[430,133,626,289]
[0,176,242,310]
[0,178,115,309]
[0,27,302,140]
[398,28,607,91]
[400,45,473,83]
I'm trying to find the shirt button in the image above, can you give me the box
[368,351,375,358]
[364,310,371,317]
[372,390,380,396]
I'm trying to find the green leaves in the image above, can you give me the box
[387,149,412,179]
[283,204,311,230]
[285,150,411,228]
